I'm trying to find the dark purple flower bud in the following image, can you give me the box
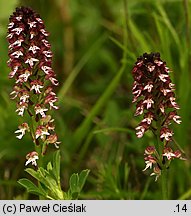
[173,150,182,159]
[47,134,60,148]
[144,146,156,155]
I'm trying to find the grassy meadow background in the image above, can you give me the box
[0,0,191,199]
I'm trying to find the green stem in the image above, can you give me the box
[155,121,163,167]
[35,145,43,168]
[29,113,44,200]
[29,115,43,168]
[155,116,168,199]
[161,168,168,199]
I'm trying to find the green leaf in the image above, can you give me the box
[128,19,151,53]
[69,173,79,193]
[25,168,41,181]
[78,169,90,191]
[18,178,47,197]
[25,167,52,191]
[68,170,90,199]
[53,150,60,183]
[47,162,53,171]
[37,168,54,190]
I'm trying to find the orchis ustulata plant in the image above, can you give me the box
[7,6,60,166]
[132,52,184,198]
[7,6,89,200]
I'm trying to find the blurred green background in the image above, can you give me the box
[0,0,191,199]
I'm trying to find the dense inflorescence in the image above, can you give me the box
[132,52,183,180]
[7,7,60,166]
[132,52,181,140]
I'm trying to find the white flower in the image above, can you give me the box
[150,172,160,182]
[16,107,25,116]
[16,70,31,83]
[28,21,37,28]
[25,57,39,68]
[159,104,165,113]
[25,152,38,166]
[164,66,170,73]
[160,129,173,141]
[35,126,50,139]
[133,88,142,96]
[36,17,43,24]
[30,81,44,94]
[142,160,153,171]
[49,101,59,110]
[41,65,52,74]
[137,60,143,66]
[43,51,52,58]
[8,22,14,29]
[29,45,40,54]
[40,29,49,36]
[170,97,180,109]
[9,39,24,49]
[42,39,51,48]
[30,32,35,39]
[15,16,22,21]
[169,83,175,89]
[150,166,161,181]
[159,74,169,82]
[9,66,19,78]
[20,93,29,103]
[144,83,153,92]
[160,88,172,96]
[10,90,18,99]
[135,125,145,138]
[132,81,138,91]
[147,64,155,72]
[173,115,181,124]
[15,123,29,139]
[15,103,28,116]
[35,105,48,118]
[45,94,59,110]
[142,116,153,125]
[154,59,163,66]
[143,98,154,109]
[160,132,172,141]
[49,77,59,86]
[135,104,144,116]
[7,33,14,39]
[11,27,23,35]
[10,51,23,58]
[163,152,176,160]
